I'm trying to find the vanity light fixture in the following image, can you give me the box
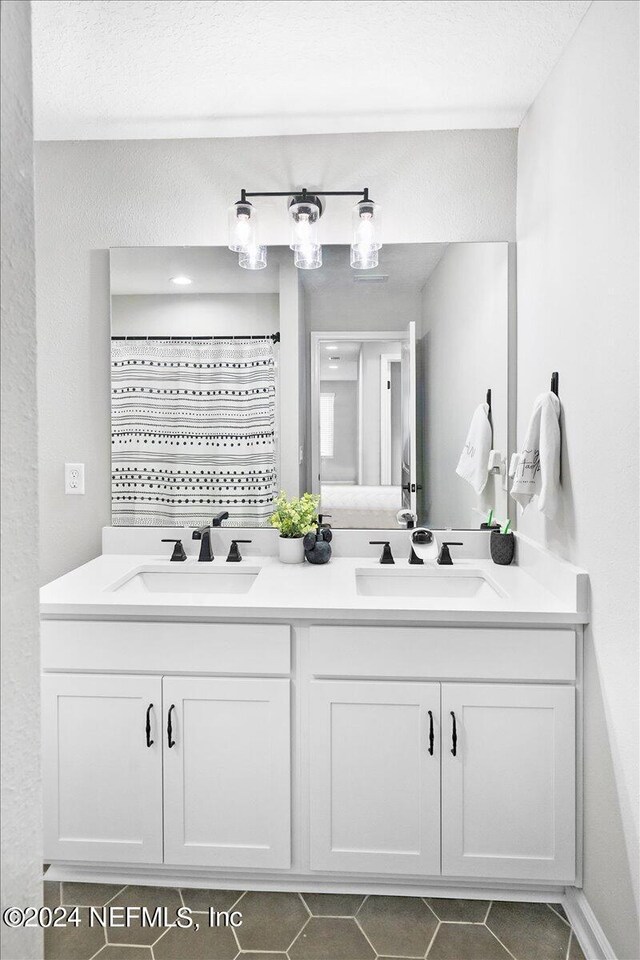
[238,245,267,271]
[170,275,193,285]
[228,198,258,254]
[228,188,381,271]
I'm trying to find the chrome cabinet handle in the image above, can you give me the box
[427,710,434,756]
[167,704,176,748]
[450,711,457,756]
[145,703,154,747]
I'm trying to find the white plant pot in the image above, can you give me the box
[278,535,305,564]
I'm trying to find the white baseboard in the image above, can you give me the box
[44,862,564,902]
[563,889,616,960]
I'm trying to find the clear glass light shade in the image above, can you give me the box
[289,200,320,251]
[238,245,267,270]
[350,243,379,270]
[294,244,322,270]
[228,201,257,253]
[352,199,382,251]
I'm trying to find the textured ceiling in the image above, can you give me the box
[31,0,590,141]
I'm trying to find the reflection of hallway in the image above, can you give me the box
[320,483,401,528]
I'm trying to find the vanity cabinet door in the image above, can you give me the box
[309,680,441,875]
[42,673,163,863]
[441,683,575,882]
[162,676,290,869]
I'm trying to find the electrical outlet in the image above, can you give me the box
[65,463,85,495]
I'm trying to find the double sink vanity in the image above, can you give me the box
[39,237,587,899]
[41,526,588,899]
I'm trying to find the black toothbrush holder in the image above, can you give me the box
[490,530,515,565]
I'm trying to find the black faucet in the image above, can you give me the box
[211,511,229,526]
[192,525,214,562]
[161,539,187,562]
[408,544,425,565]
[226,540,252,562]
[437,541,463,565]
[370,540,394,564]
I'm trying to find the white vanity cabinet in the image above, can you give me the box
[41,621,292,871]
[42,673,164,864]
[42,617,579,891]
[307,625,577,886]
[163,676,290,869]
[309,680,441,875]
[441,683,575,882]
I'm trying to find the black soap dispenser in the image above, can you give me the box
[303,514,333,564]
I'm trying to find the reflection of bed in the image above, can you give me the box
[320,484,401,528]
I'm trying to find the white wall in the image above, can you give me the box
[320,380,358,483]
[516,3,639,956]
[305,286,422,333]
[35,129,516,583]
[111,292,279,336]
[360,340,404,486]
[0,3,43,958]
[418,243,509,527]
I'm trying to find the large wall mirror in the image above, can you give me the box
[110,242,513,529]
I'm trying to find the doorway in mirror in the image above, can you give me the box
[311,329,415,528]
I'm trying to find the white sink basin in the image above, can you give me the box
[355,567,503,599]
[110,565,260,596]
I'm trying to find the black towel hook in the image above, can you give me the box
[485,388,492,413]
[550,372,559,396]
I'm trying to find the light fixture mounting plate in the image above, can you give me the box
[288,194,324,217]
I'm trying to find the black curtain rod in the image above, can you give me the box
[111,332,280,343]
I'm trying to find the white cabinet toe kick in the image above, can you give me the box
[41,619,582,894]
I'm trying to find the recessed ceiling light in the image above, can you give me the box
[170,275,193,285]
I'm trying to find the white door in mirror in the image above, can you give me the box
[64,462,85,494]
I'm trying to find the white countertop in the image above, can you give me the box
[40,552,588,625]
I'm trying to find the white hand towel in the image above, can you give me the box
[510,391,561,516]
[456,402,492,495]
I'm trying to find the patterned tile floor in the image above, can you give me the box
[43,882,587,960]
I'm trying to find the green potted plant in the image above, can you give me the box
[269,491,319,563]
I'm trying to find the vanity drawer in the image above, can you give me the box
[41,621,291,675]
[309,626,575,682]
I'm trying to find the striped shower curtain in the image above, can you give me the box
[111,337,278,526]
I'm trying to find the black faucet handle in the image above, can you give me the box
[408,544,425,565]
[226,539,252,563]
[370,540,395,564]
[161,539,187,562]
[211,511,230,527]
[437,541,463,565]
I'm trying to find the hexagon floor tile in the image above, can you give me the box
[234,891,309,953]
[104,886,183,947]
[486,900,572,960]
[428,923,512,960]
[300,892,366,916]
[357,895,438,957]
[44,883,590,960]
[153,917,238,960]
[288,917,375,960]
[180,887,244,913]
